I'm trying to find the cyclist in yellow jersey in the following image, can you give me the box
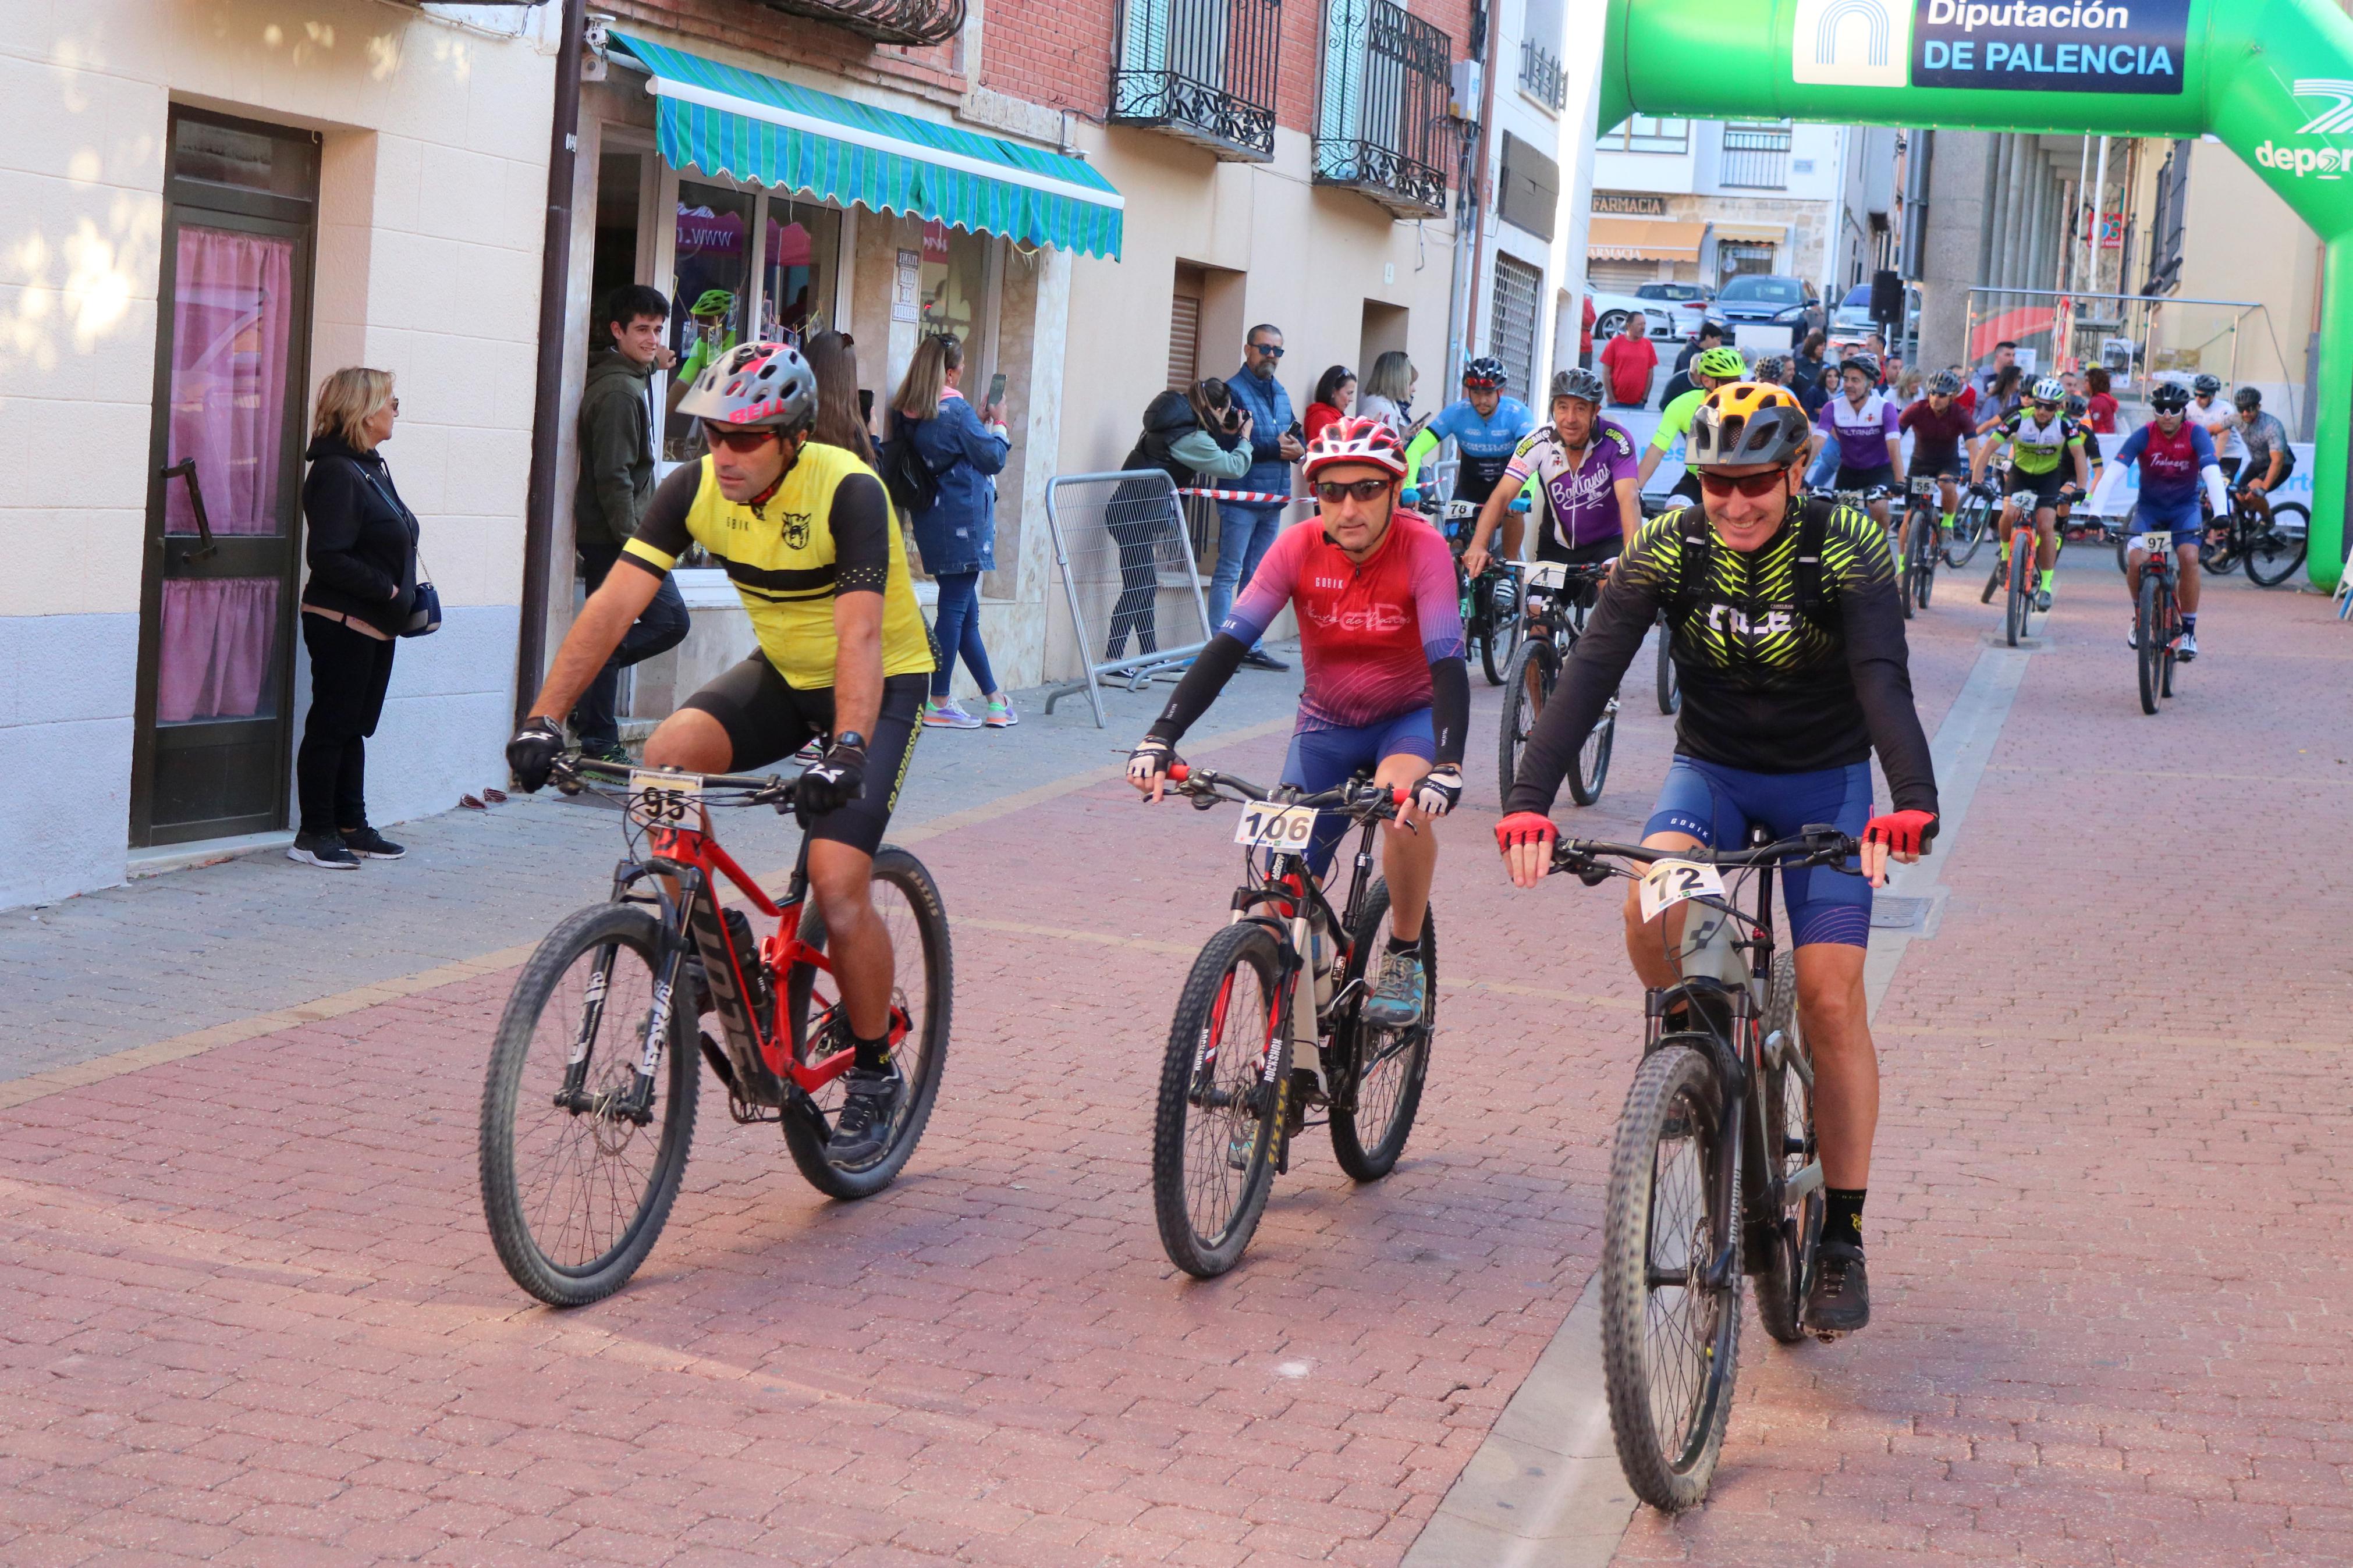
[506,342,934,1163]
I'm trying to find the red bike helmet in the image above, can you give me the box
[1303,415,1410,482]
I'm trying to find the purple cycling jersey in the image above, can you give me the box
[1816,392,1899,471]
[1498,418,1640,548]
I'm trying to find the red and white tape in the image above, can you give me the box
[1175,487,1300,504]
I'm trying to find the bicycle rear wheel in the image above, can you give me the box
[1912,519,1937,609]
[1153,922,1289,1277]
[1496,636,1559,813]
[2004,550,2029,646]
[1654,614,1680,715]
[2136,575,2162,716]
[780,847,953,1200]
[2246,504,2308,587]
[1749,953,1821,1345]
[1568,696,1616,806]
[1328,879,1435,1182]
[1602,1043,1740,1512]
[480,903,698,1307]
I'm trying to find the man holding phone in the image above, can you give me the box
[1212,325,1308,670]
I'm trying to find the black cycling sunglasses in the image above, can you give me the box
[2029,399,2060,413]
[1249,340,1285,358]
[1314,478,1392,504]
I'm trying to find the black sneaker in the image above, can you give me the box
[1240,649,1290,671]
[1807,1236,1871,1338]
[340,825,406,860]
[828,1063,903,1167]
[577,738,631,765]
[287,831,360,870]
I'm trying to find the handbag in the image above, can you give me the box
[356,463,440,638]
[877,419,946,517]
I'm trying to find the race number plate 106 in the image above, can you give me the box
[1233,802,1322,851]
[627,769,704,829]
[1637,858,1727,922]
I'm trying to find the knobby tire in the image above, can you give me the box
[1750,952,1820,1344]
[1329,880,1435,1182]
[1152,922,1289,1277]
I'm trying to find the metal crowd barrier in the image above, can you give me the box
[1041,470,1218,727]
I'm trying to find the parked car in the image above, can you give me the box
[1825,282,1923,362]
[1637,281,1715,340]
[1587,290,1678,347]
[1709,273,1820,348]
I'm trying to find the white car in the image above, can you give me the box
[1588,290,1678,346]
[1637,282,1715,341]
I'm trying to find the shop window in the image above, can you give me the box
[919,220,988,344]
[666,180,755,460]
[761,198,842,343]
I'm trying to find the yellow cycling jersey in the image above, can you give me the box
[622,444,934,690]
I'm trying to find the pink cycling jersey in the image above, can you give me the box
[1220,512,1467,731]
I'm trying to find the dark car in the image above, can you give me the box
[1710,273,1819,347]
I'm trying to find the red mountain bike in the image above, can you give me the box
[478,757,951,1306]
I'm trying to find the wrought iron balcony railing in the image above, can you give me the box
[750,0,967,48]
[1719,122,1793,189]
[1110,0,1283,162]
[1314,0,1451,218]
[1518,35,1566,112]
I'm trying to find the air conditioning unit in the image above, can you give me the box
[1450,60,1482,121]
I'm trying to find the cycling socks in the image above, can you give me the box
[2183,612,2198,632]
[1386,929,1421,958]
[2039,568,2056,592]
[852,1032,891,1073]
[1825,1187,1867,1250]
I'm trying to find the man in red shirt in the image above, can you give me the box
[1599,314,1658,408]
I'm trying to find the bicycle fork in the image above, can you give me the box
[553,940,676,1127]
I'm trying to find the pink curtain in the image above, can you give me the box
[166,226,294,537]
[157,578,279,723]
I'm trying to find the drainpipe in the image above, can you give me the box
[1452,0,1502,387]
[514,0,588,727]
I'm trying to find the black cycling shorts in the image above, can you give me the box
[680,656,925,856]
[2009,465,2074,509]
[2240,450,2295,489]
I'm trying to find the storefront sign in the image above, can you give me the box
[922,220,953,264]
[1911,0,2188,94]
[893,248,921,323]
[1592,191,1668,216]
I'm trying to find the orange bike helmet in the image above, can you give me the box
[1685,382,1811,470]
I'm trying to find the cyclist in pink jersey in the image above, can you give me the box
[1128,416,1468,1030]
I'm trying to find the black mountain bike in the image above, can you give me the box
[1545,825,1859,1510]
[1497,560,1616,810]
[479,758,951,1305]
[2130,529,2184,715]
[1897,475,1942,613]
[1148,765,1435,1277]
[2201,485,2308,587]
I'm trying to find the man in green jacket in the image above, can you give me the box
[574,283,691,762]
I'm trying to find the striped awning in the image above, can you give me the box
[613,32,1124,261]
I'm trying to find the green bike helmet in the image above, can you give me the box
[1693,346,1748,382]
[690,288,736,319]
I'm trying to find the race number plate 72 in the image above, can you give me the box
[1233,802,1322,852]
[1637,858,1727,922]
[627,769,704,829]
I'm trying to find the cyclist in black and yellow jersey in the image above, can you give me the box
[1970,376,2092,613]
[505,342,935,1163]
[1494,382,1941,1338]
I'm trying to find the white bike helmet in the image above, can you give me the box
[2029,376,2066,404]
[676,342,818,431]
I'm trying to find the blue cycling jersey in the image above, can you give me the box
[1425,396,1536,503]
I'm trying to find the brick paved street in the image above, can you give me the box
[5,559,2351,1566]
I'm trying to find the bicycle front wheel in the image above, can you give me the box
[1944,498,1988,567]
[1749,953,1821,1345]
[1481,578,1522,686]
[2199,523,2238,577]
[2246,504,2308,587]
[2136,574,2162,716]
[1568,696,1616,807]
[1602,1043,1740,1512]
[1896,525,1917,621]
[2005,551,2031,646]
[1329,879,1435,1182]
[480,903,699,1307]
[1914,523,1937,609]
[1153,922,1289,1277]
[779,846,953,1200]
[1496,636,1559,813]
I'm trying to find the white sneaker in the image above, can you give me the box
[921,698,982,730]
[982,694,1018,728]
[2177,630,2198,661]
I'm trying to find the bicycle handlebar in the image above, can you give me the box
[1164,762,1408,816]
[554,754,797,806]
[1548,824,1861,877]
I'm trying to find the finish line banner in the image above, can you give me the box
[1793,0,2188,94]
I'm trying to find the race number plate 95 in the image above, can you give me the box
[1233,802,1322,852]
[1637,858,1727,922]
[627,769,704,829]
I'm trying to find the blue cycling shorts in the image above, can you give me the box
[2132,497,2203,549]
[1279,709,1435,879]
[1643,755,1873,949]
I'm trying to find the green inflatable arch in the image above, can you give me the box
[1600,0,2352,588]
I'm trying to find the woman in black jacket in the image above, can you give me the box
[1102,379,1250,660]
[290,367,418,869]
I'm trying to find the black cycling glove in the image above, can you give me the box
[794,734,868,826]
[1411,765,1464,819]
[505,717,566,792]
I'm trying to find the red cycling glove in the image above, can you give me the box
[1495,812,1558,853]
[1862,810,1938,856]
